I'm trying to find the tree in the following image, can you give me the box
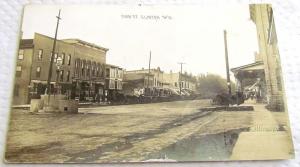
[196,74,235,98]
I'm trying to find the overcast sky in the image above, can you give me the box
[21,4,258,78]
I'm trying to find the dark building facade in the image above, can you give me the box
[13,33,108,104]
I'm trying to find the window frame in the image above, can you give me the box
[38,49,43,60]
[18,49,24,60]
[16,66,22,77]
[67,54,71,65]
[36,66,41,78]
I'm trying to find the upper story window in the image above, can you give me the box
[16,66,22,77]
[36,66,41,78]
[67,54,71,65]
[18,49,24,60]
[61,53,65,65]
[54,53,58,62]
[106,68,110,78]
[50,52,58,62]
[120,70,123,78]
[96,66,99,76]
[38,49,43,60]
[66,71,70,82]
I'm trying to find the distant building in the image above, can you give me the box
[163,71,197,92]
[13,33,108,104]
[232,4,283,110]
[124,67,164,88]
[105,64,124,101]
[122,72,154,96]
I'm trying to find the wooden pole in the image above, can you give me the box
[147,51,151,88]
[47,9,61,95]
[224,30,231,95]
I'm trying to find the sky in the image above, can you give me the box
[21,4,259,78]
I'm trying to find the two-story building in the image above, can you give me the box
[163,71,197,93]
[124,67,164,88]
[13,33,108,104]
[105,64,124,101]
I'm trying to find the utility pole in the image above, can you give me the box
[224,30,231,95]
[178,62,185,95]
[47,9,61,95]
[147,51,151,88]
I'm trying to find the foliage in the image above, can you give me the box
[196,74,236,98]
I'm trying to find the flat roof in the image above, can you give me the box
[62,38,109,52]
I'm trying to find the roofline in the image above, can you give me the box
[105,64,123,69]
[33,32,109,52]
[125,68,163,72]
[62,38,109,52]
[231,61,264,72]
[33,32,82,47]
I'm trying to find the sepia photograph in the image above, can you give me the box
[4,3,294,163]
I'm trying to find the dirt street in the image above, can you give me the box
[5,99,253,163]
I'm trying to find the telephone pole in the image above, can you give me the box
[147,51,151,88]
[178,62,185,95]
[47,9,61,95]
[224,30,231,95]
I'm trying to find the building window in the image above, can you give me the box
[106,68,110,77]
[36,66,41,78]
[66,71,70,82]
[75,59,78,68]
[18,49,24,60]
[38,49,43,60]
[174,82,177,87]
[61,53,65,65]
[16,66,22,77]
[96,67,99,77]
[14,84,19,96]
[50,52,58,62]
[67,54,71,65]
[54,53,58,62]
[87,69,90,77]
[60,70,64,82]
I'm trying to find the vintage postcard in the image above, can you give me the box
[5,4,294,163]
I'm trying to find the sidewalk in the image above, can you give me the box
[230,103,294,160]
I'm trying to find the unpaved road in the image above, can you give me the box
[5,99,253,163]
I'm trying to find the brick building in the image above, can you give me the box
[13,33,108,104]
[232,4,284,110]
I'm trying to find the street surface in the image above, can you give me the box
[5,99,290,163]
